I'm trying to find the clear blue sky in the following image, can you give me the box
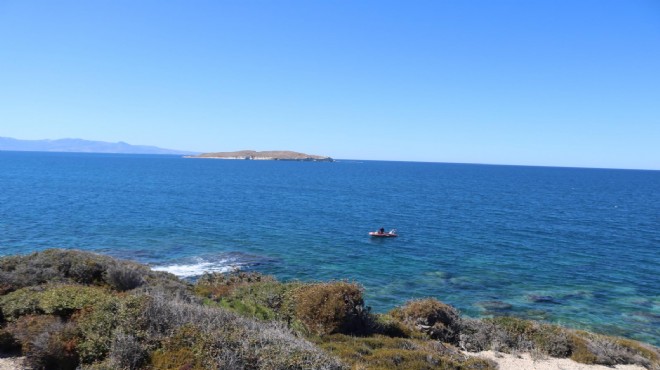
[1,1,659,169]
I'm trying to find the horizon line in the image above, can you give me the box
[1,149,657,172]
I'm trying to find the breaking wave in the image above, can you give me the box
[151,252,270,278]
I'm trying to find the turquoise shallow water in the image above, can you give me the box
[0,151,658,345]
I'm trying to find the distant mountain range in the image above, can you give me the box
[0,137,198,155]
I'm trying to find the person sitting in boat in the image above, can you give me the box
[379,228,385,234]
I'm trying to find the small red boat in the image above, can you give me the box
[369,229,397,237]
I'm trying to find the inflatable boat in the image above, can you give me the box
[369,229,397,237]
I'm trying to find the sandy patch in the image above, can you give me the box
[0,356,25,370]
[466,350,646,370]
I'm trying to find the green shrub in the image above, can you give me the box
[0,249,189,296]
[75,293,150,365]
[390,298,461,343]
[151,346,200,370]
[76,298,121,364]
[194,271,276,300]
[0,284,113,322]
[0,286,44,320]
[316,334,496,370]
[229,280,294,312]
[113,294,151,339]
[40,285,113,317]
[216,298,276,321]
[207,279,297,321]
[0,249,109,288]
[287,281,369,336]
[369,314,411,338]
[149,325,208,370]
[142,293,346,369]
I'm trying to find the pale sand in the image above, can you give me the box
[466,350,647,370]
[0,357,24,370]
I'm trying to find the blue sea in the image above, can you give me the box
[1,151,658,345]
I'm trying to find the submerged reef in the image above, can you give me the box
[0,249,657,369]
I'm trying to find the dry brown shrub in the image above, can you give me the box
[3,314,80,369]
[143,294,346,369]
[288,281,368,336]
[615,338,659,365]
[0,281,13,296]
[458,318,494,352]
[459,318,657,369]
[390,298,461,343]
[569,331,656,368]
[316,333,497,370]
[104,263,146,292]
[107,332,148,369]
[24,320,79,370]
[570,331,617,365]
[5,314,62,353]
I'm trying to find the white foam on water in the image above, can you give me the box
[152,258,241,278]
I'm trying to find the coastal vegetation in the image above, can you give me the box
[1,249,658,369]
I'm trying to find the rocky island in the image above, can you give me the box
[186,150,334,162]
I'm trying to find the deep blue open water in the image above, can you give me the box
[0,151,658,345]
